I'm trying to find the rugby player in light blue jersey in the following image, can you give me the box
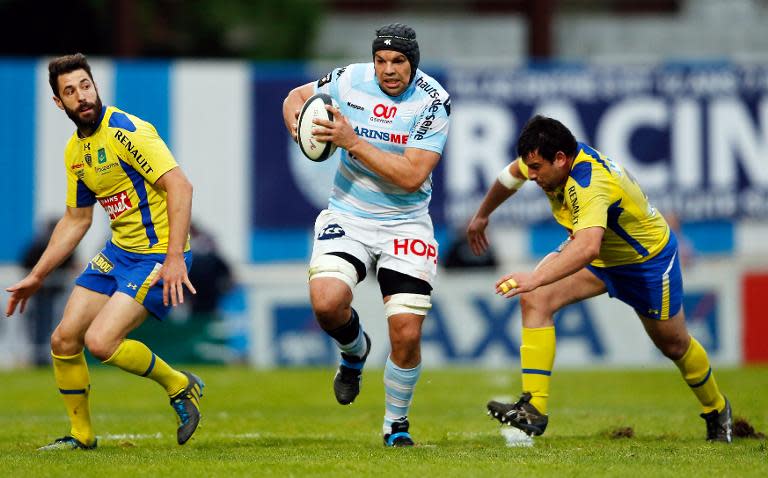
[283,23,450,447]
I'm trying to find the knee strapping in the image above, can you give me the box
[384,293,432,318]
[308,254,359,290]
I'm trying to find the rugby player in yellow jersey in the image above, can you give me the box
[4,53,204,450]
[467,115,732,443]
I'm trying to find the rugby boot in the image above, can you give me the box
[700,396,732,443]
[170,371,204,444]
[333,332,371,405]
[487,392,549,436]
[384,419,415,447]
[38,436,97,451]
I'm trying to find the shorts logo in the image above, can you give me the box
[90,252,114,273]
[98,191,133,221]
[318,223,345,240]
[127,282,138,290]
[393,238,438,264]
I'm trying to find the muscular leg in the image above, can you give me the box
[516,258,607,415]
[85,292,188,397]
[48,286,110,446]
[640,309,726,414]
[383,309,425,440]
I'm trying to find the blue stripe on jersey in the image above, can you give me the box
[607,200,649,257]
[579,143,612,175]
[119,159,159,247]
[334,170,428,208]
[328,198,416,220]
[340,155,380,181]
[76,179,97,207]
[0,59,35,262]
[114,61,170,145]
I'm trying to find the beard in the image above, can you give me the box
[64,95,103,134]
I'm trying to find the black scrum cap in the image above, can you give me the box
[372,23,420,84]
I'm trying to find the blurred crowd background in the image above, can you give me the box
[1,0,766,368]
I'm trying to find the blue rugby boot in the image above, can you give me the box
[170,371,204,445]
[384,419,415,447]
[333,332,371,405]
[38,436,97,451]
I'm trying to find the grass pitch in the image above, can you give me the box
[0,365,766,477]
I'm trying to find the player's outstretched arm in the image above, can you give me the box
[282,82,314,142]
[5,206,93,317]
[152,167,196,307]
[467,160,526,256]
[496,226,604,299]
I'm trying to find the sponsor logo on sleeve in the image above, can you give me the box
[317,71,333,87]
[413,97,444,141]
[89,252,114,273]
[98,190,133,221]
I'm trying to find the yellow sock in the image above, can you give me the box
[103,339,188,396]
[520,326,556,415]
[52,351,95,446]
[675,337,725,413]
[674,336,726,413]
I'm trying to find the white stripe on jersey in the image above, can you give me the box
[315,62,450,220]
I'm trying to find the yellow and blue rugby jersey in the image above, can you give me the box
[518,143,669,267]
[64,105,189,254]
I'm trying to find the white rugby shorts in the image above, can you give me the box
[311,209,438,286]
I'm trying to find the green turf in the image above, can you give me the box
[0,365,765,477]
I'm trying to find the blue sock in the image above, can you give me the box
[383,355,421,434]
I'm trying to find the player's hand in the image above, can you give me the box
[289,109,300,142]
[5,275,43,317]
[149,253,196,307]
[313,105,359,150]
[495,272,539,298]
[467,215,490,256]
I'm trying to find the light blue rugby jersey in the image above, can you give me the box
[314,63,450,220]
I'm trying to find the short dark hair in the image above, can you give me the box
[48,53,94,98]
[516,115,578,162]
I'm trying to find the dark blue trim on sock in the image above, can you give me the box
[142,353,157,377]
[689,367,712,388]
[59,388,87,395]
[341,357,365,370]
[522,368,552,376]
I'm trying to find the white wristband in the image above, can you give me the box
[497,164,525,190]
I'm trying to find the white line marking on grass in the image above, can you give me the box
[97,432,263,441]
[99,433,163,440]
[501,427,534,447]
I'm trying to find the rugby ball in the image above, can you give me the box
[297,93,337,162]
